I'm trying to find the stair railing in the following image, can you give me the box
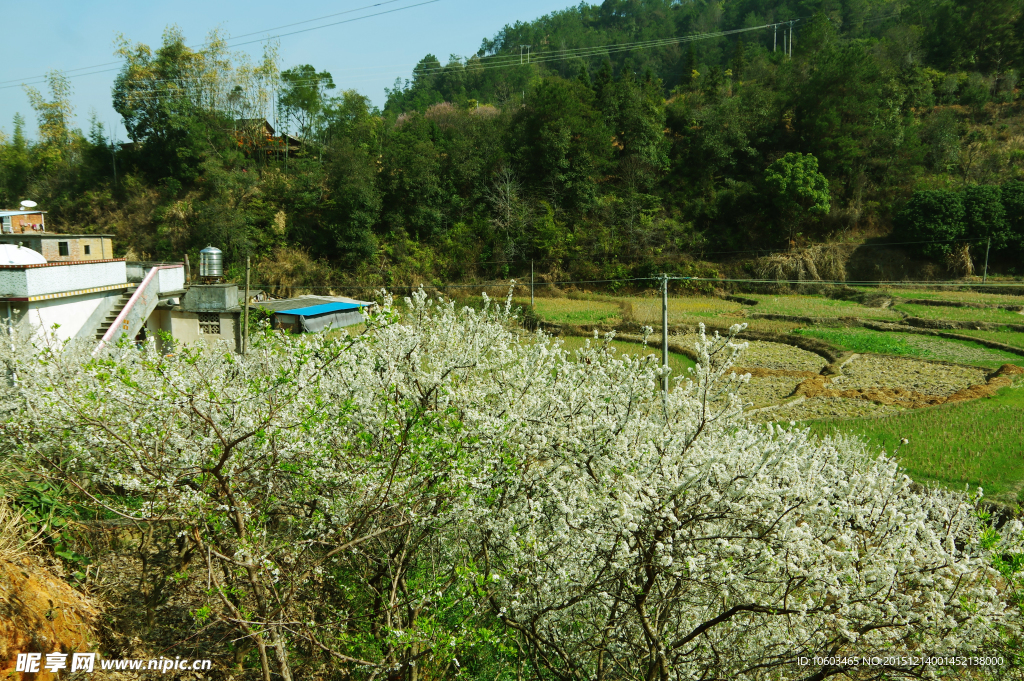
[94,264,183,356]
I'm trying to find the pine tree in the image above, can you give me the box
[682,44,698,90]
[730,40,746,81]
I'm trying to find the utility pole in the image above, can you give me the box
[243,257,251,355]
[109,130,118,189]
[983,237,991,283]
[661,274,669,393]
[774,24,777,52]
[520,45,532,64]
[789,21,795,57]
[531,260,535,308]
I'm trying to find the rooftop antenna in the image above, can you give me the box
[19,200,37,209]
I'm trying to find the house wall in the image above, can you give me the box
[0,213,45,234]
[157,266,185,293]
[0,236,114,262]
[167,309,241,352]
[74,290,127,340]
[39,237,110,262]
[22,291,113,343]
[146,309,174,353]
[0,260,127,298]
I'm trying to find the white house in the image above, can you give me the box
[0,240,186,350]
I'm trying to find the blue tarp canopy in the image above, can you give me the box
[274,302,363,317]
[254,296,371,332]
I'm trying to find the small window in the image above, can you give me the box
[58,241,69,256]
[198,312,221,335]
[84,244,91,255]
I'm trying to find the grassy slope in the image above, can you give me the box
[808,382,1024,506]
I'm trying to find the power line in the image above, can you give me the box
[5,16,802,97]
[240,276,1024,292]
[0,0,422,87]
[0,0,442,91]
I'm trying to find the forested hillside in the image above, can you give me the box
[1,0,1022,288]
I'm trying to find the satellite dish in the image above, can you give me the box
[19,200,37,208]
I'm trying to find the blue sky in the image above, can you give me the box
[0,0,574,141]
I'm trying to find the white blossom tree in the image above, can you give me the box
[0,290,1020,680]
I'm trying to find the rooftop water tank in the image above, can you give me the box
[199,246,223,279]
[0,243,47,265]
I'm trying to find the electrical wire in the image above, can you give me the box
[112,20,806,99]
[0,0,442,91]
[236,276,1024,293]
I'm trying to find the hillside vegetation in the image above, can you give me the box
[2,0,1024,288]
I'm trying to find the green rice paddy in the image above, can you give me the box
[794,327,1024,368]
[808,382,1024,505]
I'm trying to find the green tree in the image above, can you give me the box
[925,0,1022,72]
[277,65,336,145]
[513,76,611,211]
[0,114,32,206]
[730,39,746,81]
[763,152,830,246]
[1000,179,1024,254]
[963,183,1010,248]
[23,71,76,170]
[894,190,966,258]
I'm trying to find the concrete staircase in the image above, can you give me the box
[94,290,135,341]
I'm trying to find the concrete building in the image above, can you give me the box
[1,207,362,353]
[0,233,115,262]
[0,246,185,349]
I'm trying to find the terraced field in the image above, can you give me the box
[955,327,1024,349]
[742,294,904,321]
[851,286,1024,305]
[894,302,1024,324]
[810,381,1024,505]
[556,335,697,378]
[795,327,1023,368]
[520,286,1024,505]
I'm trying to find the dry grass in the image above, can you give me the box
[0,501,34,562]
[945,244,975,277]
[256,247,336,297]
[753,244,848,283]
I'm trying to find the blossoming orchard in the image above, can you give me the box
[2,289,1022,680]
